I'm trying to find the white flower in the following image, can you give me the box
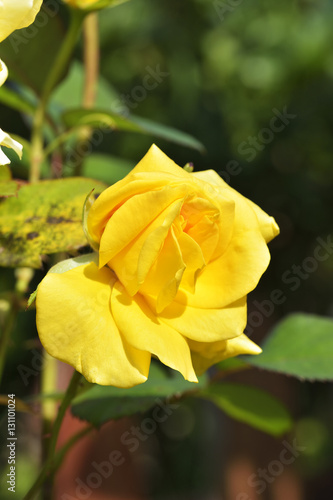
[0,1,41,167]
[0,129,23,166]
[0,0,43,43]
[0,59,8,87]
[0,60,22,166]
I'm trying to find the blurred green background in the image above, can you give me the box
[1,0,333,498]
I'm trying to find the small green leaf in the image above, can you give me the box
[27,289,37,309]
[49,253,98,274]
[200,383,292,436]
[245,313,333,381]
[27,254,98,305]
[82,191,100,252]
[62,109,136,131]
[183,162,194,173]
[0,178,107,268]
[62,108,205,152]
[71,363,208,426]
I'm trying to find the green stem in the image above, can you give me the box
[41,354,58,424]
[0,295,19,385]
[73,12,100,177]
[43,127,84,159]
[29,9,86,183]
[51,425,94,477]
[23,370,83,500]
[40,355,58,499]
[83,13,100,109]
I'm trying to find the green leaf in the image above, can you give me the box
[216,357,250,372]
[245,313,333,381]
[0,85,35,116]
[0,4,67,95]
[62,108,134,130]
[83,0,131,10]
[0,165,11,181]
[0,178,107,268]
[0,180,20,197]
[130,115,205,152]
[50,61,120,118]
[82,191,100,251]
[0,395,34,413]
[62,108,205,152]
[27,289,37,309]
[200,383,292,436]
[0,165,20,197]
[71,363,208,426]
[49,253,98,274]
[25,392,64,403]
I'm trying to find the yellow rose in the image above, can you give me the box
[62,0,128,11]
[0,0,43,43]
[36,145,279,387]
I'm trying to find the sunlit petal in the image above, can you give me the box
[189,334,262,375]
[112,281,197,383]
[36,262,150,387]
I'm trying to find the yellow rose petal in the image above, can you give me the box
[223,333,262,357]
[111,281,197,383]
[87,172,186,243]
[131,143,190,180]
[193,169,279,243]
[182,175,236,261]
[87,176,166,242]
[145,295,247,343]
[181,195,219,226]
[246,198,280,243]
[177,228,270,309]
[189,333,262,375]
[36,262,150,387]
[174,172,272,309]
[99,184,188,267]
[186,215,220,263]
[109,199,183,296]
[140,226,186,313]
[175,231,205,292]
